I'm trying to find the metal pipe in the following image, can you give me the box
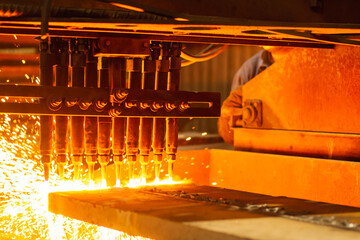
[139,44,158,183]
[39,37,54,181]
[166,43,182,181]
[126,57,142,184]
[153,43,169,182]
[69,38,86,181]
[110,57,127,187]
[98,57,112,185]
[84,40,98,183]
[53,38,69,180]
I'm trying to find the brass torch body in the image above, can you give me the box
[84,43,98,182]
[54,38,69,180]
[98,57,112,184]
[126,58,142,182]
[39,38,54,181]
[110,58,127,186]
[166,44,182,180]
[153,45,169,181]
[139,57,156,182]
[69,39,86,181]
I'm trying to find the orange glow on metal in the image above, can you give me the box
[111,3,144,12]
[174,17,189,22]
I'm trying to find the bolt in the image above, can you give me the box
[109,108,121,117]
[150,102,163,112]
[65,97,77,107]
[95,99,107,109]
[139,102,150,110]
[178,102,190,112]
[48,96,63,111]
[94,99,108,112]
[105,40,111,47]
[49,97,62,107]
[115,89,129,101]
[125,101,137,108]
[164,102,177,111]
[79,98,92,110]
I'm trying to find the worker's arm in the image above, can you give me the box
[218,86,243,145]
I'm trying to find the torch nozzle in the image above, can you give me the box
[167,154,176,182]
[100,165,107,187]
[41,155,51,181]
[127,155,136,184]
[57,164,65,180]
[114,155,124,187]
[73,164,80,181]
[154,154,162,181]
[139,155,149,184]
[56,155,67,180]
[72,155,82,181]
[43,163,50,181]
[88,163,95,182]
[99,155,110,186]
[86,155,97,182]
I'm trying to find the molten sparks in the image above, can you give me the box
[185,137,191,141]
[0,113,148,240]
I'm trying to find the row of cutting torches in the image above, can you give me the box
[39,37,181,186]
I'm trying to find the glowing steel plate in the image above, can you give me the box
[49,184,360,240]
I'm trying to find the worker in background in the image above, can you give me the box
[218,46,292,145]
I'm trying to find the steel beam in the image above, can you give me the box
[0,85,220,117]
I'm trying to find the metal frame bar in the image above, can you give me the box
[0,85,220,117]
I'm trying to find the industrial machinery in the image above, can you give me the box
[2,0,360,239]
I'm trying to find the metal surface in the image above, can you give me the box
[234,128,360,160]
[235,45,360,159]
[49,184,360,240]
[205,149,360,208]
[95,148,360,208]
[242,45,360,134]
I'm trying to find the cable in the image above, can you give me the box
[181,44,229,67]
